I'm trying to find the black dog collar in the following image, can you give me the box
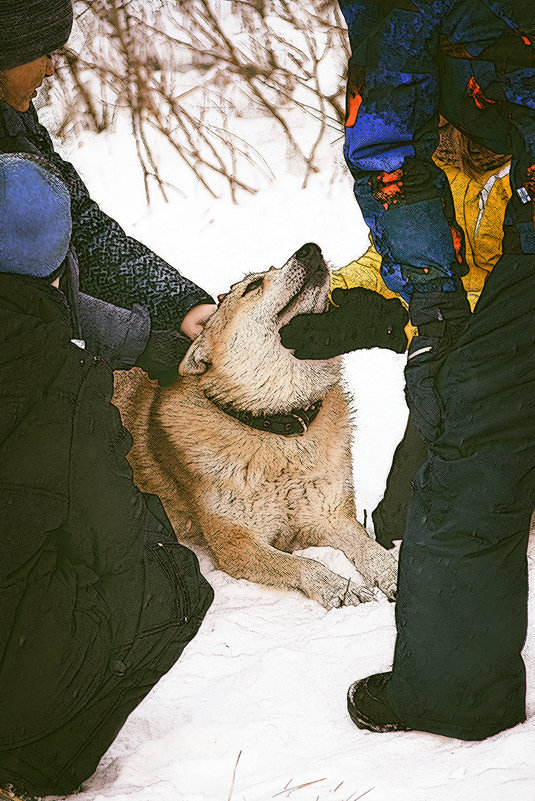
[203,391,322,436]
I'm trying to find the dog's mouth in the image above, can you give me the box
[276,243,330,326]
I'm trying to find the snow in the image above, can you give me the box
[42,103,535,801]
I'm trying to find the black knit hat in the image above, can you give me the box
[0,0,74,71]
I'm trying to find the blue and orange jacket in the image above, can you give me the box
[338,0,535,302]
[331,154,512,343]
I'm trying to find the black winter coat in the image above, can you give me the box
[0,274,213,750]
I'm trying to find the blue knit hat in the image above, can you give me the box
[0,153,72,278]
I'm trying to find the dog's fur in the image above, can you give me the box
[113,244,397,608]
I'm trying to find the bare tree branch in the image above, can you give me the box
[51,0,348,201]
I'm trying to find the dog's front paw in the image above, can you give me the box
[360,544,398,601]
[318,579,375,610]
[303,562,375,609]
[339,580,376,608]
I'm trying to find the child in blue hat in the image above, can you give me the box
[0,154,213,801]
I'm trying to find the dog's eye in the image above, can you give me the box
[242,278,263,296]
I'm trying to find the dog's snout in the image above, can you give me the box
[295,243,322,267]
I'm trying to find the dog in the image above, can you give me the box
[113,243,397,609]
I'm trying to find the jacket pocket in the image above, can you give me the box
[139,531,213,634]
[141,536,191,634]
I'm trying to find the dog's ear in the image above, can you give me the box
[179,335,212,376]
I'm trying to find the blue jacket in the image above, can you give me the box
[339,0,535,301]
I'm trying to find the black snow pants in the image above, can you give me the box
[372,417,428,549]
[387,253,535,740]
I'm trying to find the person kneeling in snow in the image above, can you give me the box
[0,0,218,387]
[0,154,214,800]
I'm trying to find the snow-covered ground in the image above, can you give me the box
[42,105,535,801]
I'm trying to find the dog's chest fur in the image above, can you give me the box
[156,380,355,537]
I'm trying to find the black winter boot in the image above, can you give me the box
[347,672,411,733]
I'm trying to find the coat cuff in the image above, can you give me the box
[78,293,151,370]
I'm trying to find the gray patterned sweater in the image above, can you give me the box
[0,101,214,365]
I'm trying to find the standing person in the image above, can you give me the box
[340,0,535,740]
[284,0,535,740]
[283,123,513,552]
[326,119,512,549]
[0,153,214,801]
[0,0,218,385]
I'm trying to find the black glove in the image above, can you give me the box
[136,328,192,386]
[405,288,471,443]
[279,287,409,359]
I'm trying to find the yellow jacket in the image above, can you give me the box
[331,158,512,344]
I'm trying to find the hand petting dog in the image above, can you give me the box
[137,303,218,386]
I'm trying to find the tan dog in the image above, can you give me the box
[113,243,397,609]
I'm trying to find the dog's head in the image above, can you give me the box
[179,243,342,414]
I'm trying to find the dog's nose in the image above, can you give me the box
[295,242,322,267]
